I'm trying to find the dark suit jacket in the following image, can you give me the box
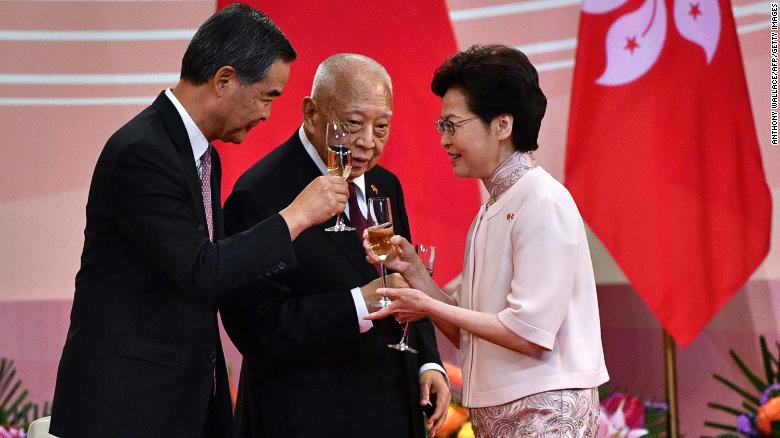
[220,132,442,438]
[50,92,298,438]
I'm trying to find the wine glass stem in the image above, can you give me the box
[335,212,342,225]
[380,261,386,288]
[401,322,410,343]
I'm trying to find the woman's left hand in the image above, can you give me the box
[364,288,435,321]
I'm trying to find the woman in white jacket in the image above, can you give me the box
[365,45,609,438]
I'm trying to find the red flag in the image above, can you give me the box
[566,0,771,346]
[214,1,481,285]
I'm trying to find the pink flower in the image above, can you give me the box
[595,406,648,438]
[0,426,26,438]
[601,393,645,429]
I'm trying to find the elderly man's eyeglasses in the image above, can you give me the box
[435,116,480,136]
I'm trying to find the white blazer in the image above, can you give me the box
[457,166,609,408]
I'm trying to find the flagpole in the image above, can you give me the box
[663,329,680,438]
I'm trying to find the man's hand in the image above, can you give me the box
[280,176,347,239]
[420,370,450,437]
[359,273,408,310]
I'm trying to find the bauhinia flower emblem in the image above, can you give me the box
[583,0,721,85]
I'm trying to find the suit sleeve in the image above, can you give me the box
[391,175,442,368]
[110,142,298,301]
[496,194,578,350]
[220,188,360,363]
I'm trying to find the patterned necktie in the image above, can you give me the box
[199,147,214,242]
[348,182,367,239]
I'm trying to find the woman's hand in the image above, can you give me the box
[364,288,437,322]
[363,234,412,272]
[363,234,428,282]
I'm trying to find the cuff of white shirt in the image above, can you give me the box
[350,287,373,333]
[419,363,449,385]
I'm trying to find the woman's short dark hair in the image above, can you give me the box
[431,44,547,152]
[181,3,296,86]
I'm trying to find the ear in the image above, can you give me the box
[302,96,318,126]
[212,66,237,97]
[494,114,514,141]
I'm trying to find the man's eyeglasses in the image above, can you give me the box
[435,115,480,136]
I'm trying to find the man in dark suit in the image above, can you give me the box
[221,54,451,438]
[50,5,349,438]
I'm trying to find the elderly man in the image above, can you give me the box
[221,54,450,438]
[50,5,348,438]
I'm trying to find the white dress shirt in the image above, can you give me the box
[165,89,209,169]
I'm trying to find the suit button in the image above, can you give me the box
[277,262,286,269]
[271,267,279,274]
[209,353,217,364]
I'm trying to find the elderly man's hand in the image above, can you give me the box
[420,369,450,437]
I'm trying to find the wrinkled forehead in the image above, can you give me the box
[329,72,392,110]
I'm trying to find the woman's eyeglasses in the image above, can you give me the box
[435,115,480,135]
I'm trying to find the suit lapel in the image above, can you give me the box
[152,92,209,237]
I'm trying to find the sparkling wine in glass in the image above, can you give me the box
[388,244,436,353]
[367,197,393,307]
[324,122,355,232]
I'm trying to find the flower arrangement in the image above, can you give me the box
[0,358,51,437]
[435,362,472,438]
[0,426,26,438]
[597,390,668,438]
[705,336,780,437]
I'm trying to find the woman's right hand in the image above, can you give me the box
[364,287,436,322]
[363,234,423,277]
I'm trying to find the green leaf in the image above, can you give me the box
[6,389,28,418]
[645,407,668,436]
[10,401,32,424]
[0,367,17,402]
[761,336,776,384]
[774,341,780,381]
[730,350,767,392]
[705,421,739,432]
[713,373,760,406]
[0,380,22,410]
[0,358,53,431]
[707,402,744,416]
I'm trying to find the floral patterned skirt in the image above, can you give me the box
[469,387,600,438]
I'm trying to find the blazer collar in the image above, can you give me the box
[483,166,543,221]
[280,132,327,195]
[152,91,210,236]
[152,91,191,152]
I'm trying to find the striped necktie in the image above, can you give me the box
[199,147,214,242]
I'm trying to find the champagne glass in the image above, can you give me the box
[388,244,436,353]
[324,121,355,232]
[367,197,393,307]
